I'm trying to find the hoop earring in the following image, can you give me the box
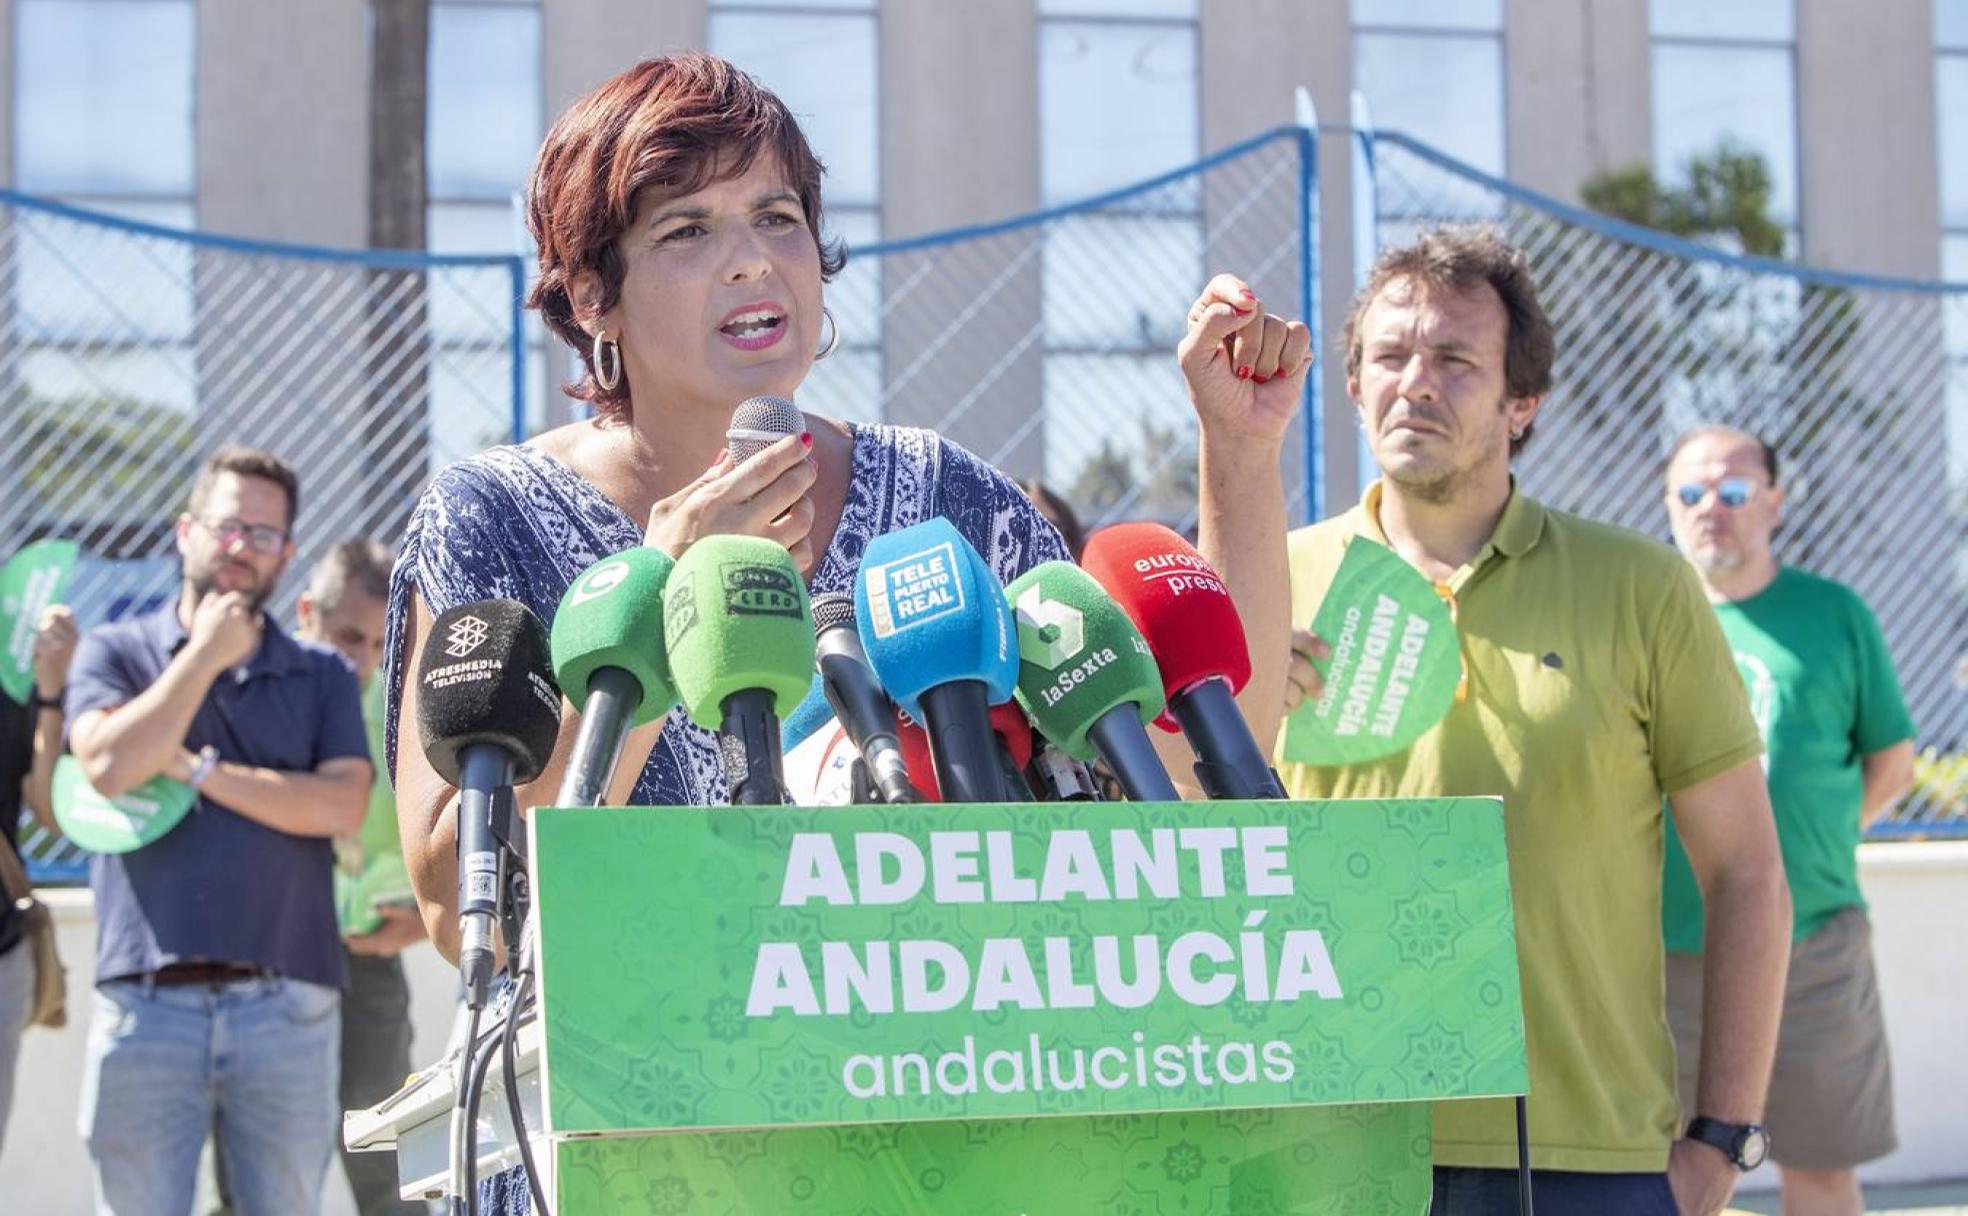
[593,331,622,392]
[813,307,840,362]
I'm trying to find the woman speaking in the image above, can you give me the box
[383,50,1308,1214]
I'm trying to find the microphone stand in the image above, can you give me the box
[556,668,643,808]
[720,689,790,805]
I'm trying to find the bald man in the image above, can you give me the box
[1660,426,1917,1216]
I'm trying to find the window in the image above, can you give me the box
[1038,2,1201,519]
[11,0,198,413]
[711,3,882,424]
[427,0,544,462]
[1651,0,1799,229]
[1351,0,1505,186]
[1939,1,1968,482]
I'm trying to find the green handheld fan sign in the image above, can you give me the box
[336,853,415,936]
[1283,539,1461,767]
[0,539,79,705]
[52,755,197,853]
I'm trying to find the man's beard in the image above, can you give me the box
[187,560,273,614]
[1689,544,1744,574]
[1376,395,1511,505]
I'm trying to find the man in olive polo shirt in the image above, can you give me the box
[1255,229,1791,1215]
[1660,425,1915,1216]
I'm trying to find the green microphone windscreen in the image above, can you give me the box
[1004,562,1165,761]
[663,535,815,730]
[550,548,677,727]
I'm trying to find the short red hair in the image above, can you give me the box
[525,53,846,420]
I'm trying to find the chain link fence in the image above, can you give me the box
[1364,131,1968,835]
[1,191,526,878]
[6,131,1315,879]
[802,126,1316,536]
[14,119,1959,875]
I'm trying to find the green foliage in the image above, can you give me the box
[1581,140,1785,257]
[1909,747,1968,820]
[1068,415,1199,527]
[1553,141,1842,456]
[8,389,199,523]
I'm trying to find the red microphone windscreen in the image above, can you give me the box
[1080,523,1252,707]
[894,702,1034,802]
[895,715,939,801]
[991,701,1037,772]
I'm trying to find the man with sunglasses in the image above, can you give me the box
[1228,228,1790,1215]
[65,446,372,1215]
[1661,425,1915,1216]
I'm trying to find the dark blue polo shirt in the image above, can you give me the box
[65,604,370,989]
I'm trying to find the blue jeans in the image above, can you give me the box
[79,976,341,1216]
[1430,1166,1681,1215]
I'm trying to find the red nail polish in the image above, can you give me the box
[1232,306,1252,316]
[1239,288,1256,301]
[800,431,813,448]
[1253,374,1270,384]
[1236,366,1252,380]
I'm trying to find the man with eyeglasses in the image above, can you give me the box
[1660,425,1915,1216]
[1218,228,1791,1215]
[65,445,372,1215]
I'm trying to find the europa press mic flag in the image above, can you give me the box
[1282,538,1461,767]
[0,539,79,705]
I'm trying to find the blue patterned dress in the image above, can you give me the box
[379,423,1068,1214]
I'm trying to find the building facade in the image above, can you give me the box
[1,0,1959,512]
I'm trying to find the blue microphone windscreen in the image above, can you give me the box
[853,517,1017,721]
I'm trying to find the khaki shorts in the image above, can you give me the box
[1665,906,1896,1171]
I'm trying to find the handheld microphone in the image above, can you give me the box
[665,535,814,805]
[811,592,921,804]
[727,394,804,462]
[895,702,1035,802]
[1006,562,1179,802]
[415,600,561,1008]
[855,518,1018,803]
[1081,524,1288,800]
[1028,743,1103,801]
[548,549,677,807]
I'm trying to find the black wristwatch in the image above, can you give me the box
[1685,1116,1770,1171]
[31,688,64,713]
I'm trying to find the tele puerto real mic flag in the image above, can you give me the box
[853,517,1016,720]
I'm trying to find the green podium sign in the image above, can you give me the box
[532,798,1525,1213]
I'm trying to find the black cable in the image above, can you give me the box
[502,966,549,1215]
[1516,1094,1534,1216]
[460,1010,500,1216]
[449,1004,482,1216]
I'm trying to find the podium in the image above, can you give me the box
[348,797,1527,1213]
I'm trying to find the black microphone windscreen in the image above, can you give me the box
[416,599,562,788]
[726,395,803,462]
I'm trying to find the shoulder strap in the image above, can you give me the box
[0,829,34,904]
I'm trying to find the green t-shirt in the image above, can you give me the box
[1279,484,1763,1173]
[357,676,399,862]
[1663,567,1914,952]
[336,677,411,935]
